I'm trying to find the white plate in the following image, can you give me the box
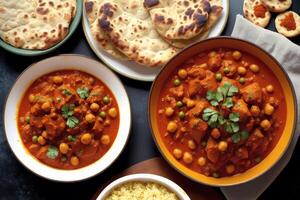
[4,55,131,182]
[82,0,230,82]
[97,174,191,200]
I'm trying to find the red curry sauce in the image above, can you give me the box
[18,70,119,169]
[157,49,286,177]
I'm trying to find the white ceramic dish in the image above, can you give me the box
[97,173,191,200]
[3,55,131,182]
[82,0,230,82]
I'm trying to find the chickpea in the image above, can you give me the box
[183,152,193,164]
[226,164,235,174]
[186,99,195,108]
[266,85,274,93]
[167,121,178,133]
[260,119,271,131]
[41,131,48,139]
[197,157,206,166]
[101,134,110,145]
[53,76,63,85]
[28,94,35,103]
[232,51,242,60]
[249,64,260,73]
[264,103,274,115]
[70,156,79,166]
[59,143,69,154]
[218,141,228,152]
[199,63,208,69]
[211,128,221,139]
[108,107,118,118]
[237,66,247,75]
[188,140,196,150]
[85,113,96,123]
[178,69,187,79]
[250,105,260,117]
[173,148,183,159]
[37,136,46,145]
[81,133,92,144]
[90,103,100,112]
[88,77,95,85]
[41,102,51,112]
[165,107,174,117]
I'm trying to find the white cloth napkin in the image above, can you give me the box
[220,14,300,200]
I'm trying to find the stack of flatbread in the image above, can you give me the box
[243,0,300,38]
[84,0,223,67]
[0,0,76,50]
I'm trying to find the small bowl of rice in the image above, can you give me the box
[97,173,190,200]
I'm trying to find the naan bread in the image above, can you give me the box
[261,0,292,13]
[0,0,76,50]
[243,0,271,28]
[164,0,223,48]
[84,0,127,59]
[144,0,211,40]
[275,11,300,37]
[98,0,178,67]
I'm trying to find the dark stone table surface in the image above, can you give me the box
[0,1,300,199]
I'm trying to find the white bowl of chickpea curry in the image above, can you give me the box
[149,37,297,186]
[4,55,131,182]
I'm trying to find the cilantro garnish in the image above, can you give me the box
[46,146,59,159]
[66,116,79,128]
[77,87,89,99]
[206,82,238,108]
[62,89,72,96]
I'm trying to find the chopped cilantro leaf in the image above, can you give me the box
[66,116,79,128]
[46,146,58,159]
[62,89,72,96]
[77,87,89,99]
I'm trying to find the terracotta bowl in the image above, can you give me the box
[148,37,297,186]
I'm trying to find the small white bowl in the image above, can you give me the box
[97,173,191,200]
[3,54,131,182]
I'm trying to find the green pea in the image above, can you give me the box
[231,133,241,144]
[239,77,246,84]
[25,116,30,124]
[215,73,222,81]
[173,79,181,86]
[67,135,76,142]
[224,67,230,74]
[61,156,67,162]
[99,111,106,118]
[255,157,261,163]
[240,130,249,140]
[32,135,38,143]
[102,96,110,104]
[178,111,185,119]
[176,101,183,107]
[212,172,219,178]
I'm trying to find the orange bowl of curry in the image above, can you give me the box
[4,55,131,182]
[148,37,297,186]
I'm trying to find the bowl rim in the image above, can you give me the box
[3,54,132,182]
[96,173,191,200]
[148,36,298,187]
[0,0,82,56]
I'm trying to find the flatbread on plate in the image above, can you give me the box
[243,0,271,28]
[144,0,211,40]
[0,0,76,50]
[163,0,223,48]
[275,11,300,37]
[98,0,178,67]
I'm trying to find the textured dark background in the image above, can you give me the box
[1,1,300,199]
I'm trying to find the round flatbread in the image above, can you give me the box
[164,0,223,48]
[0,0,76,50]
[243,0,271,28]
[275,11,300,37]
[144,0,211,40]
[261,0,292,13]
[84,0,127,59]
[98,0,179,67]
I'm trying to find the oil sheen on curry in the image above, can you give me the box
[18,70,119,169]
[157,49,286,178]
